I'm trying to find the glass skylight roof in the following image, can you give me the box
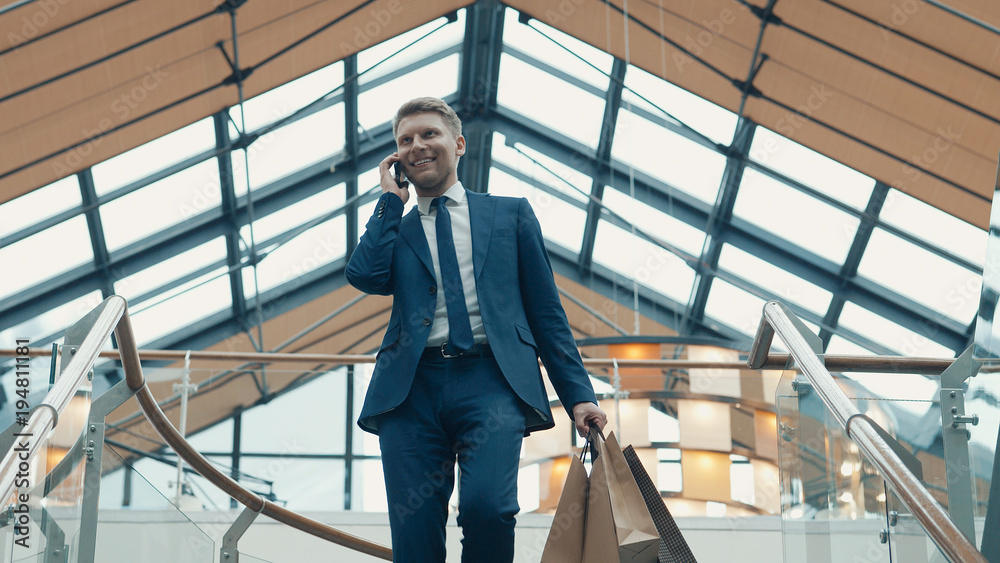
[1,0,986,514]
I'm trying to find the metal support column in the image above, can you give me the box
[457,0,504,192]
[937,346,981,544]
[77,379,138,563]
[345,55,360,259]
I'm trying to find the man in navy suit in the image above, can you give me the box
[347,97,606,563]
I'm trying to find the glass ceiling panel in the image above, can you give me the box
[717,244,832,316]
[129,266,231,346]
[733,167,859,265]
[592,220,696,305]
[749,128,875,211]
[837,301,955,357]
[0,290,103,349]
[101,159,220,253]
[857,228,980,324]
[497,53,604,149]
[241,215,347,298]
[232,103,345,195]
[358,12,465,83]
[357,54,459,133]
[502,10,613,90]
[0,175,80,240]
[601,187,705,257]
[243,184,346,248]
[113,238,228,303]
[231,62,344,133]
[703,278,768,338]
[488,168,585,256]
[612,109,726,205]
[492,133,589,204]
[622,65,738,146]
[826,335,878,355]
[880,188,987,268]
[91,117,215,197]
[0,215,92,301]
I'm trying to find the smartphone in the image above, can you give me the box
[393,162,409,188]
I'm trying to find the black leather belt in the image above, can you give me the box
[422,342,492,360]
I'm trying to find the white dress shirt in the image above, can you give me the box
[417,182,487,347]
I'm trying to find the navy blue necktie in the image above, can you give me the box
[432,197,474,352]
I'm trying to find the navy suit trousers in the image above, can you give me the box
[378,353,527,563]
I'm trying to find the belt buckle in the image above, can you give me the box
[441,342,463,359]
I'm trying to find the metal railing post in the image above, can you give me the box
[220,505,260,562]
[938,346,981,545]
[76,379,136,563]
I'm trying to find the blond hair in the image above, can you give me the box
[392,97,463,139]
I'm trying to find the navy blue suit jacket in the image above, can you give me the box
[346,190,598,435]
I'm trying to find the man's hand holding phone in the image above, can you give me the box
[379,154,410,204]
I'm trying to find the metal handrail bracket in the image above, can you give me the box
[749,300,987,563]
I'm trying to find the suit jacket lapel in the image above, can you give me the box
[399,207,434,277]
[467,191,495,280]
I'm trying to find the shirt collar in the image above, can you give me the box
[418,181,465,216]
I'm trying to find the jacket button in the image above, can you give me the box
[429,286,437,295]
[422,318,431,326]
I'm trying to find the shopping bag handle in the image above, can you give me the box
[579,422,605,464]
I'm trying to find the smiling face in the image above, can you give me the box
[395,111,466,198]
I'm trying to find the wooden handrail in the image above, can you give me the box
[113,305,394,560]
[1,347,970,374]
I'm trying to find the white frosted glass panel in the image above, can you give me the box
[231,62,343,132]
[359,11,465,82]
[826,335,878,355]
[489,168,586,255]
[493,133,589,204]
[357,55,459,132]
[623,65,738,145]
[129,268,231,346]
[0,215,93,300]
[734,168,859,264]
[838,302,955,358]
[92,117,215,196]
[233,104,345,194]
[0,176,80,239]
[703,278,768,337]
[880,188,987,268]
[242,216,347,297]
[858,228,980,323]
[246,184,346,246]
[718,244,832,315]
[0,290,103,346]
[101,159,220,252]
[593,221,697,304]
[503,11,612,89]
[114,238,227,301]
[602,188,706,256]
[612,110,726,204]
[750,127,874,210]
[498,53,604,148]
